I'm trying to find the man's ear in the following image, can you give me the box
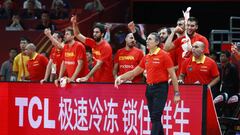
[196,25,199,30]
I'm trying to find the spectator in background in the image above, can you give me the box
[41,29,64,83]
[21,0,41,19]
[54,28,90,86]
[72,15,114,82]
[36,11,56,31]
[103,23,112,42]
[50,0,69,20]
[231,43,240,82]
[209,50,221,98]
[51,0,70,10]
[0,0,18,9]
[214,51,239,117]
[84,0,104,12]
[23,0,42,9]
[12,37,30,81]
[178,41,220,89]
[209,51,220,64]
[25,43,48,81]
[113,33,144,83]
[0,0,17,19]
[5,14,24,31]
[0,48,17,81]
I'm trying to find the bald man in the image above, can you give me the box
[25,43,48,81]
[178,41,220,89]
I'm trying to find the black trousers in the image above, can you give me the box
[145,82,169,135]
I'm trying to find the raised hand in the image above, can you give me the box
[44,28,51,37]
[182,7,191,21]
[105,23,112,31]
[71,15,77,24]
[174,26,184,34]
[128,21,136,33]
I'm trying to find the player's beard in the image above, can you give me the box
[128,41,135,48]
[160,37,167,43]
[94,36,101,42]
[187,30,195,37]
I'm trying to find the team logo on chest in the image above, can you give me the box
[188,66,193,72]
[152,58,160,64]
[200,66,208,72]
[33,61,39,66]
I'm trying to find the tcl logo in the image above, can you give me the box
[15,96,55,129]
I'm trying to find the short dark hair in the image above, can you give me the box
[20,36,30,43]
[210,50,217,56]
[41,10,50,15]
[65,28,74,36]
[9,48,18,53]
[93,23,106,34]
[166,27,172,35]
[178,17,184,22]
[158,27,171,35]
[149,32,161,43]
[188,17,198,25]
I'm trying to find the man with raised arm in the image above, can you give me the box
[53,28,90,86]
[164,17,210,76]
[71,15,114,82]
[40,29,64,83]
[113,33,144,83]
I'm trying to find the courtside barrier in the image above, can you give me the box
[0,82,221,135]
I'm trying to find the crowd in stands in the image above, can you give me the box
[0,2,239,133]
[0,0,71,31]
[0,0,107,31]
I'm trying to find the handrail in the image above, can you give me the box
[210,16,240,51]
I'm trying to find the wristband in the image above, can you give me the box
[174,91,180,96]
